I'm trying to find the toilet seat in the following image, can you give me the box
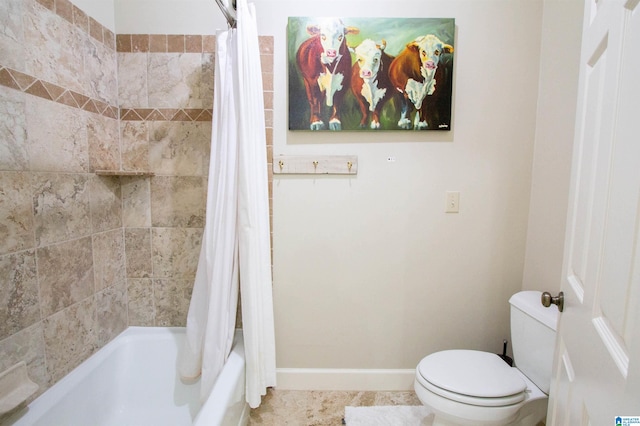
[416,350,527,407]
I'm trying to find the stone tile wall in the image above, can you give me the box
[116,33,274,326]
[0,0,124,401]
[0,0,274,403]
[116,33,214,326]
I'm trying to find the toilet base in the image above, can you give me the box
[414,377,548,426]
[429,412,546,426]
[428,404,546,426]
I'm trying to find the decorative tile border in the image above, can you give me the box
[35,0,115,50]
[116,34,217,53]
[0,66,118,119]
[0,65,214,122]
[119,108,213,122]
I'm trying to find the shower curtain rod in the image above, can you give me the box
[214,0,237,28]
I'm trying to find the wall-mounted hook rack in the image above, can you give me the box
[273,155,358,175]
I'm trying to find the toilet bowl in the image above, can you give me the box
[414,291,559,426]
[414,350,547,425]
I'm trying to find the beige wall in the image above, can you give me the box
[522,0,584,292]
[262,0,583,376]
[264,0,544,371]
[114,0,226,35]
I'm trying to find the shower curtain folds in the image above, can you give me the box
[236,0,277,409]
[178,0,276,410]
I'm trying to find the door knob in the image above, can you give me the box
[541,291,564,312]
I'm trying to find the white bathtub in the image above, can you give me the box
[6,327,249,426]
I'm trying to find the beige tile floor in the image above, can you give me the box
[248,390,547,426]
[248,389,422,425]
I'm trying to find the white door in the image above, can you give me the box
[547,0,640,424]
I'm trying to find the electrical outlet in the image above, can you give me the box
[445,191,460,213]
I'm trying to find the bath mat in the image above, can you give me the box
[344,405,434,426]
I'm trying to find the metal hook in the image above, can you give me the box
[313,160,319,170]
[347,161,353,172]
[278,160,284,170]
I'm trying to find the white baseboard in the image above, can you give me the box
[275,368,416,391]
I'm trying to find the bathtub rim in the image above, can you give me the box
[5,326,247,426]
[194,328,248,426]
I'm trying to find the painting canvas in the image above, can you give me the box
[288,17,455,131]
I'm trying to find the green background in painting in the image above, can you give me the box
[287,17,455,131]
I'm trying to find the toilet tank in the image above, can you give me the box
[509,291,559,395]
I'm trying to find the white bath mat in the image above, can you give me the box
[344,405,434,426]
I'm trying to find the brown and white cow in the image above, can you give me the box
[296,19,359,130]
[350,39,395,129]
[389,34,454,130]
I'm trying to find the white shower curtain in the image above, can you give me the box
[235,0,277,409]
[178,0,276,409]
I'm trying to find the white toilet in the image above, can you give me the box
[414,290,559,426]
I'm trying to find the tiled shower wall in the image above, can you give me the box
[116,34,274,326]
[116,34,216,327]
[0,0,274,402]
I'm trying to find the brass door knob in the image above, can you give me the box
[541,291,564,312]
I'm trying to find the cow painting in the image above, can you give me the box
[389,34,454,130]
[350,39,396,129]
[295,19,359,130]
[288,17,455,131]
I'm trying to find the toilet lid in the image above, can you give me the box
[417,350,527,399]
